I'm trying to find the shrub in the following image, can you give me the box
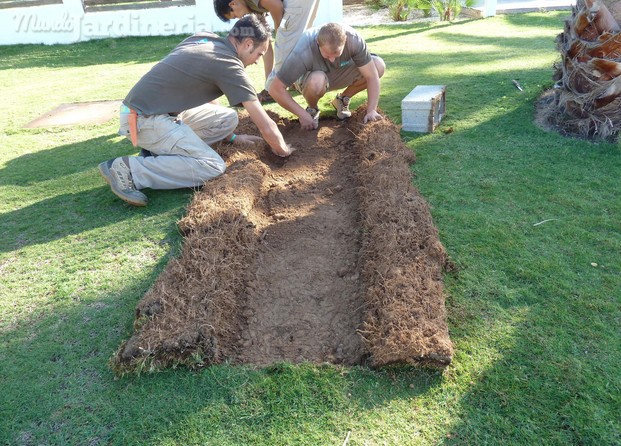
[429,0,474,21]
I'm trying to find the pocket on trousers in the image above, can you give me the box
[280,6,302,31]
[136,115,175,148]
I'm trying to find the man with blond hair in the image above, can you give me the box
[268,22,385,130]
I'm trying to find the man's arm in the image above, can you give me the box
[252,0,280,80]
[242,99,293,157]
[268,76,317,130]
[263,42,274,79]
[259,0,284,29]
[358,60,382,123]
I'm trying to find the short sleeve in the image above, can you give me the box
[350,32,372,67]
[218,62,257,105]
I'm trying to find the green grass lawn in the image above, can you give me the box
[1,12,620,445]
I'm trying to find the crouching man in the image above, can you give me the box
[99,14,293,207]
[267,22,385,130]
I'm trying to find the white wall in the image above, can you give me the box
[0,0,342,45]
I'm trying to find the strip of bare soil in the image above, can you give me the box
[111,108,453,375]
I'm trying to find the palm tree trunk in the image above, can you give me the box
[545,0,621,139]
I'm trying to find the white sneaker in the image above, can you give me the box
[331,94,351,120]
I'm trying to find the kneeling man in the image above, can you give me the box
[99,14,293,207]
[268,22,385,130]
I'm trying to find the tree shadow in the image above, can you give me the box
[435,286,621,444]
[132,363,447,444]
[0,267,176,444]
[0,134,125,186]
[501,8,572,29]
[361,20,466,44]
[2,276,447,445]
[0,186,191,253]
[410,102,621,444]
[0,132,196,252]
[0,34,183,70]
[4,15,619,444]
[431,31,561,51]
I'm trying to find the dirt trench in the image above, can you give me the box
[111,108,453,374]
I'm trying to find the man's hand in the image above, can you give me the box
[234,134,264,145]
[231,134,294,157]
[279,144,296,157]
[299,110,319,130]
[364,110,383,123]
[268,76,318,131]
[242,99,293,157]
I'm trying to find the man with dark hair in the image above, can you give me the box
[268,22,385,130]
[99,15,293,207]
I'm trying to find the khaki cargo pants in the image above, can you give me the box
[118,103,237,190]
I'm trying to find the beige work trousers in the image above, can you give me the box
[118,103,237,190]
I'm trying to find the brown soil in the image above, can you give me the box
[111,107,453,374]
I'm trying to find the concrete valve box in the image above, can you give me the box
[401,85,446,133]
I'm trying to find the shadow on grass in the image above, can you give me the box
[0,185,191,253]
[436,289,621,444]
[501,9,572,29]
[0,271,446,445]
[361,12,564,48]
[0,134,124,186]
[361,20,467,44]
[411,103,621,445]
[431,31,559,52]
[0,266,177,445]
[139,364,446,445]
[0,35,182,70]
[0,133,194,252]
[359,18,568,123]
[3,16,619,444]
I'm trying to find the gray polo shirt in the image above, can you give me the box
[276,24,372,87]
[124,33,257,115]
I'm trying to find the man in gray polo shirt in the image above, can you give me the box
[267,22,385,130]
[98,15,293,207]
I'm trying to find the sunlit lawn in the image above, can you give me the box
[1,12,620,445]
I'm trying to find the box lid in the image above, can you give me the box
[402,85,446,102]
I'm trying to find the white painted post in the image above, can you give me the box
[469,0,497,17]
[482,0,497,17]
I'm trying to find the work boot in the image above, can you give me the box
[98,156,148,207]
[331,94,351,120]
[305,106,320,125]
